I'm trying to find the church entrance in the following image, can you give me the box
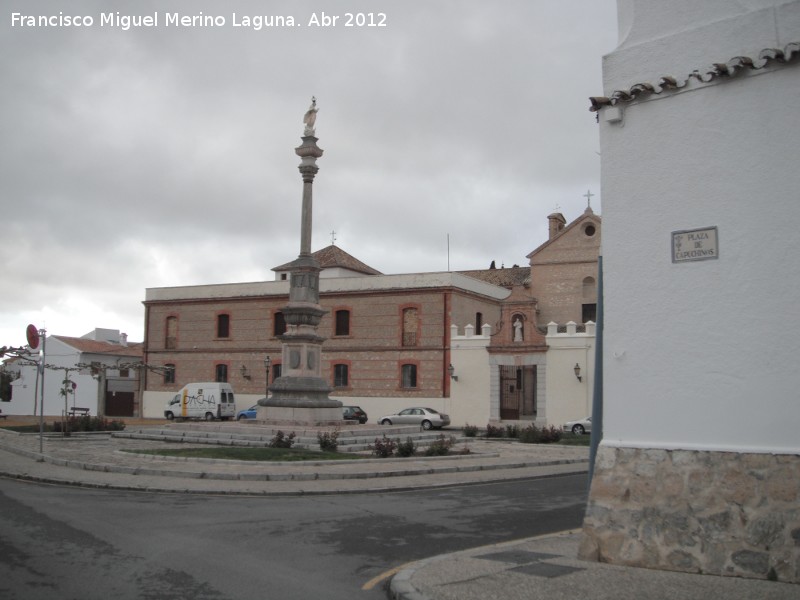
[499,365,536,420]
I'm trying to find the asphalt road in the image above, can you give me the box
[0,474,588,600]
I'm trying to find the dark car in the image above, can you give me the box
[342,405,368,424]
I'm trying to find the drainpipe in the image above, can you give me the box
[141,304,149,418]
[587,255,604,487]
[443,291,451,399]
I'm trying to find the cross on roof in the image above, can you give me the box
[330,230,337,245]
[583,189,594,208]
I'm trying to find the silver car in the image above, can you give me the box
[563,416,592,435]
[378,407,450,430]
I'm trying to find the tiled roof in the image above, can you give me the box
[458,266,531,288]
[273,245,382,275]
[589,42,800,112]
[53,336,144,358]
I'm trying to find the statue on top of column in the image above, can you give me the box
[303,96,318,136]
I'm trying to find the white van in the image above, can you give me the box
[164,382,236,421]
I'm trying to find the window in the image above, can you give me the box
[582,277,597,323]
[215,364,228,383]
[401,364,417,388]
[119,369,130,378]
[164,364,175,384]
[334,364,349,388]
[165,316,178,349]
[273,312,286,337]
[475,312,483,331]
[335,310,350,336]
[402,307,418,347]
[582,304,597,323]
[272,363,282,380]
[217,314,230,338]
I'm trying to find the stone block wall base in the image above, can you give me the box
[255,405,344,427]
[579,445,800,583]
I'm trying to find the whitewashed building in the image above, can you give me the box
[581,0,800,582]
[6,329,142,417]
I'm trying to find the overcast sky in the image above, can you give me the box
[1,0,618,347]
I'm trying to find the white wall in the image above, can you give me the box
[7,338,100,416]
[545,322,595,427]
[449,324,493,427]
[600,0,800,452]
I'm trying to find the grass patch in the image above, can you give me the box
[122,446,363,461]
[556,433,592,446]
[2,417,125,433]
[2,425,45,433]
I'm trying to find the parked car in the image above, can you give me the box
[378,407,450,430]
[236,404,258,420]
[563,416,592,435]
[342,406,368,424]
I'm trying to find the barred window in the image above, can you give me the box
[217,314,230,338]
[335,310,350,336]
[334,364,349,388]
[402,308,418,347]
[401,364,417,388]
[165,316,178,349]
[273,312,286,337]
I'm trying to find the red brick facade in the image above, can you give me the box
[143,280,505,400]
[142,212,600,413]
[528,208,601,326]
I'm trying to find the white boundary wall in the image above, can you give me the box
[545,322,595,428]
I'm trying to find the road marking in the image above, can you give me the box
[362,563,413,591]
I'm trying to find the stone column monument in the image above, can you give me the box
[257,98,343,425]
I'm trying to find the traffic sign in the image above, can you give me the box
[26,324,40,349]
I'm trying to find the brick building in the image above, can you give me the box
[528,205,601,326]
[141,210,601,424]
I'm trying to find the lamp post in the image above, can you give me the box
[264,355,271,399]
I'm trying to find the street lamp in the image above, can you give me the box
[264,355,271,398]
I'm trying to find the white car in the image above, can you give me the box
[378,407,450,430]
[563,416,592,435]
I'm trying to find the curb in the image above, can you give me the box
[388,530,583,600]
[0,437,588,482]
[0,465,589,497]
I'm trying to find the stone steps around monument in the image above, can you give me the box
[113,423,464,453]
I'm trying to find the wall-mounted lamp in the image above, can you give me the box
[574,363,582,382]
[448,363,458,382]
[240,365,251,380]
